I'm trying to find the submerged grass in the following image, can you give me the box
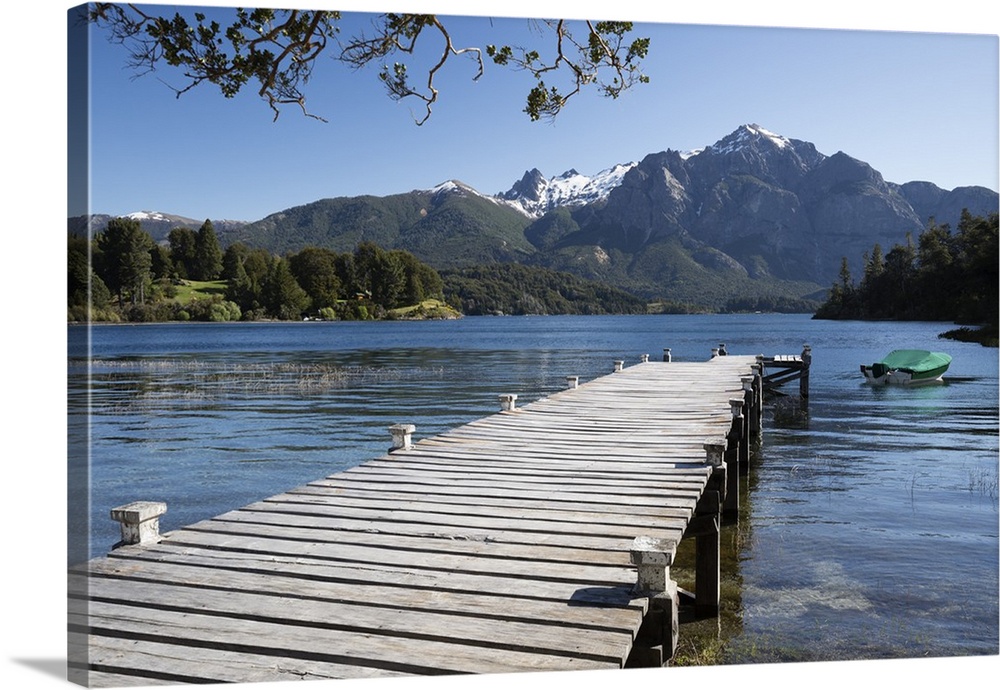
[89,359,446,413]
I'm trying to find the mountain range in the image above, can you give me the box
[73,124,998,309]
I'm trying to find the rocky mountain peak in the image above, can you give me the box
[497,163,638,218]
[501,169,548,203]
[708,123,793,155]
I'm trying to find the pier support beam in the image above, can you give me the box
[800,344,812,399]
[690,442,726,614]
[110,501,167,550]
[724,399,745,518]
[626,536,680,667]
[733,396,750,467]
[752,360,764,443]
[742,376,759,446]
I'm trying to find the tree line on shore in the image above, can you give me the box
[813,210,998,345]
[67,216,649,322]
[68,217,445,322]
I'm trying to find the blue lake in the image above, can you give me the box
[66,314,998,663]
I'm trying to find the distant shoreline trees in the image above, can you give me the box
[813,210,998,345]
[68,218,663,323]
[68,219,448,323]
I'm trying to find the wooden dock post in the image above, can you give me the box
[752,358,765,441]
[627,536,680,667]
[388,423,415,451]
[724,398,745,517]
[691,441,726,613]
[110,501,166,549]
[731,397,749,467]
[800,344,812,399]
[741,376,758,449]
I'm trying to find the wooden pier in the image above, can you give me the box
[761,345,812,399]
[69,351,777,687]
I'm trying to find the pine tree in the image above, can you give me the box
[194,220,223,280]
[261,257,309,319]
[96,217,154,306]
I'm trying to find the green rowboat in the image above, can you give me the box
[860,349,952,385]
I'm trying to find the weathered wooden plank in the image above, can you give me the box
[280,484,696,520]
[137,530,638,587]
[377,447,712,470]
[304,477,703,509]
[337,464,710,493]
[73,603,626,675]
[229,500,690,540]
[79,577,635,663]
[85,634,411,685]
[361,455,712,479]
[198,510,686,559]
[97,545,644,608]
[262,490,696,527]
[77,562,645,631]
[80,670,181,687]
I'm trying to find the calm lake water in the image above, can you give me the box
[66,314,999,664]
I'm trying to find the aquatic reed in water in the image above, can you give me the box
[85,359,445,413]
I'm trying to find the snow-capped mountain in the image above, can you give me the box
[494,163,638,218]
[74,123,998,305]
[486,125,822,218]
[68,211,249,243]
[708,123,793,154]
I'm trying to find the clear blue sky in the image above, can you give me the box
[75,1,998,222]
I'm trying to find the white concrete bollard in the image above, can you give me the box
[566,376,579,390]
[388,423,416,451]
[613,360,624,372]
[630,535,677,594]
[703,440,727,467]
[110,501,167,548]
[499,394,518,412]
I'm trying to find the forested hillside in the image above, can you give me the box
[68,217,451,322]
[813,211,998,345]
[441,264,647,315]
[68,217,651,322]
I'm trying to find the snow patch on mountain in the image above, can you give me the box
[495,162,638,218]
[709,123,792,155]
[125,211,176,222]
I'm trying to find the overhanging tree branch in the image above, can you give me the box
[87,5,650,124]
